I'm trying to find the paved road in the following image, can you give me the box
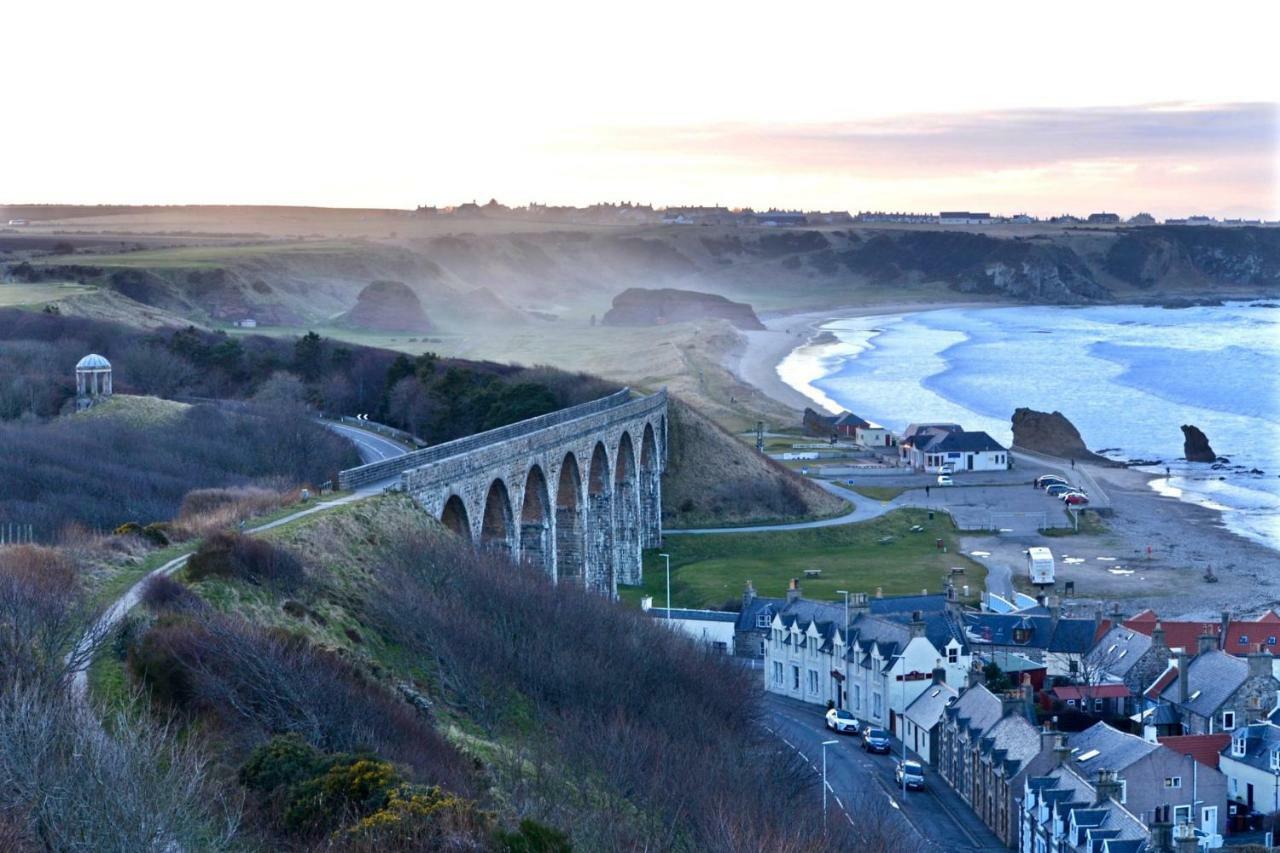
[70,423,408,699]
[763,694,1006,851]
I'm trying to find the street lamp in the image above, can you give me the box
[822,739,839,828]
[659,553,671,620]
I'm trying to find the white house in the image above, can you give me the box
[642,598,737,654]
[899,675,958,765]
[900,424,1009,473]
[1221,722,1280,817]
[855,423,893,448]
[763,585,971,728]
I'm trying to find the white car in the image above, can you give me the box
[825,707,859,734]
[936,474,954,486]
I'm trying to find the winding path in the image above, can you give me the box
[663,479,904,535]
[70,423,407,699]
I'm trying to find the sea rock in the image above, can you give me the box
[337,280,432,332]
[1180,424,1217,462]
[602,287,765,330]
[1010,408,1116,464]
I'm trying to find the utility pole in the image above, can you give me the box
[756,420,764,453]
[660,553,671,619]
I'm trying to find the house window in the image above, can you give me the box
[1271,749,1280,771]
[1174,805,1191,822]
[792,665,800,690]
[808,669,819,695]
[1094,698,1105,712]
[773,662,783,685]
[757,613,771,628]
[873,693,883,719]
[1239,635,1249,645]
[1068,659,1079,674]
[853,685,862,710]
[947,646,959,664]
[1165,777,1182,789]
[1066,699,1077,707]
[1232,736,1247,757]
[1270,636,1278,646]
[1223,711,1236,731]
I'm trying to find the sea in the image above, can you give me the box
[776,302,1280,553]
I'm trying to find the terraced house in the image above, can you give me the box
[762,584,970,729]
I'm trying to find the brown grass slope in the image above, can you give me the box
[662,397,846,528]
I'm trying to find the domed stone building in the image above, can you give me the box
[75,353,113,409]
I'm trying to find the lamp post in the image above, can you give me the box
[659,553,671,620]
[822,738,839,828]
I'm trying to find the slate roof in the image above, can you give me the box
[1052,684,1132,702]
[869,593,947,615]
[945,684,1003,738]
[1067,722,1160,774]
[1159,649,1249,717]
[979,713,1042,777]
[904,681,958,731]
[649,608,737,622]
[833,412,870,429]
[735,595,783,633]
[1089,626,1153,680]
[1158,733,1230,769]
[930,430,1007,453]
[1025,765,1150,851]
[988,650,1048,674]
[964,612,1099,654]
[1222,723,1280,772]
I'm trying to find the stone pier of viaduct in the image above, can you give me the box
[338,389,667,598]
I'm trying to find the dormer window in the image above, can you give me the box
[1233,736,1247,757]
[1012,627,1031,645]
[1271,748,1280,771]
[757,613,771,628]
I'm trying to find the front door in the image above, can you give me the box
[1248,783,1255,810]
[1202,806,1217,836]
[967,454,974,470]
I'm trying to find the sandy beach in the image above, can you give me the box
[725,301,1280,617]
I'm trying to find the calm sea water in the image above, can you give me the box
[777,302,1280,552]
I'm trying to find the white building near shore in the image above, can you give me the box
[642,597,736,654]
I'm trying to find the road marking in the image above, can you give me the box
[834,796,844,809]
[888,796,900,810]
[798,751,808,762]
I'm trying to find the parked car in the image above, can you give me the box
[862,728,892,754]
[1035,474,1068,488]
[894,760,925,790]
[1045,484,1076,497]
[1063,493,1090,506]
[936,474,954,486]
[825,707,859,734]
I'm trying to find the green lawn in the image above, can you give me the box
[844,484,906,502]
[624,509,984,609]
[0,281,96,306]
[35,240,361,269]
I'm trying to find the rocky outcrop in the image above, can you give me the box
[602,288,764,330]
[1011,408,1114,463]
[1181,424,1216,462]
[336,280,432,332]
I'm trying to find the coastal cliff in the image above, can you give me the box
[1011,407,1115,464]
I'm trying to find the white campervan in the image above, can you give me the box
[1027,547,1055,585]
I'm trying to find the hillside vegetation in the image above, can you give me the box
[662,397,847,528]
[72,495,900,850]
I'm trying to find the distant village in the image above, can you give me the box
[409,199,1278,229]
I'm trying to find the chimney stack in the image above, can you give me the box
[1175,650,1190,705]
[967,659,987,689]
[1248,650,1273,679]
[743,580,756,610]
[1198,629,1218,655]
[932,662,947,685]
[1039,718,1058,756]
[1173,820,1200,853]
[787,578,801,605]
[875,586,883,599]
[909,611,926,639]
[1221,610,1232,643]
[1149,804,1173,851]
[1053,733,1071,765]
[1094,768,1123,805]
[1151,620,1166,652]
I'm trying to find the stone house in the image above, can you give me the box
[1063,722,1227,838]
[964,607,1102,677]
[1020,765,1153,853]
[1151,647,1280,735]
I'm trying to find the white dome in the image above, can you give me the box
[76,353,111,370]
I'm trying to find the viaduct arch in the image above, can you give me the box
[339,389,667,598]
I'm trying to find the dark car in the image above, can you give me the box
[1045,484,1076,497]
[1035,475,1068,488]
[862,728,892,754]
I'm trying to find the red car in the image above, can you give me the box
[1064,493,1089,506]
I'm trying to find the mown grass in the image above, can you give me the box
[0,281,97,306]
[844,484,906,502]
[626,508,984,609]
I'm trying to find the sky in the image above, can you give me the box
[4,0,1278,218]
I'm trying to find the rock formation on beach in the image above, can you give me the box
[1181,424,1217,462]
[336,280,432,332]
[1011,408,1115,464]
[602,288,765,330]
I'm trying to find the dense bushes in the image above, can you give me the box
[186,532,304,590]
[0,401,354,538]
[368,533,871,850]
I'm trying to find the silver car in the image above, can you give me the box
[895,759,925,790]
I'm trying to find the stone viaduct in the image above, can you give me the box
[338,389,667,597]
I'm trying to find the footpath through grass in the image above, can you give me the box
[625,508,984,609]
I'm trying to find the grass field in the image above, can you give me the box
[0,281,96,306]
[623,508,984,609]
[36,240,362,269]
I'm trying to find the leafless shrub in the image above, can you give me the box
[185,532,304,590]
[0,546,94,688]
[171,486,297,541]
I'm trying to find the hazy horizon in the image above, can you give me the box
[4,1,1278,218]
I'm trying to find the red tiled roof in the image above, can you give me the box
[1224,611,1280,655]
[1158,734,1231,769]
[1052,684,1132,701]
[1124,615,1219,653]
[1145,666,1178,700]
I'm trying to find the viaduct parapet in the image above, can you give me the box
[338,388,667,597]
